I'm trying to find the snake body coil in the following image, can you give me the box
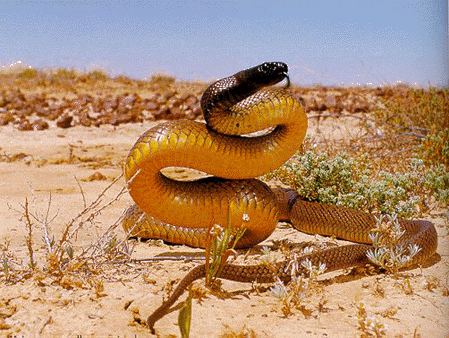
[123,62,307,248]
[122,62,438,333]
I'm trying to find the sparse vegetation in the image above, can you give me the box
[1,175,129,288]
[148,72,176,89]
[52,68,78,81]
[84,69,109,82]
[219,325,258,338]
[269,253,326,318]
[357,302,386,337]
[373,86,449,167]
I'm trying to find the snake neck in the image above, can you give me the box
[201,62,291,135]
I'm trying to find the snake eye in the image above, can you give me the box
[260,63,270,73]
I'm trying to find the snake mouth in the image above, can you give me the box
[283,73,291,88]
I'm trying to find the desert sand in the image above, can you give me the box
[0,110,448,337]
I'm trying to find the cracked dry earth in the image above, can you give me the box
[0,117,448,337]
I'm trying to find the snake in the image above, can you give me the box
[121,62,438,333]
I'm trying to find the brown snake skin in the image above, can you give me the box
[122,62,438,332]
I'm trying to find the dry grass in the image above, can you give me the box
[1,175,130,288]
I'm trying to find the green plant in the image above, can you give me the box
[204,218,246,286]
[267,152,371,206]
[423,164,449,204]
[178,290,193,338]
[268,151,449,217]
[366,214,421,274]
[174,216,246,338]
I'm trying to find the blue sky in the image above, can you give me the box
[1,0,448,86]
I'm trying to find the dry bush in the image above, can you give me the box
[2,175,132,288]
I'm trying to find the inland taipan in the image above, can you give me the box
[121,62,438,332]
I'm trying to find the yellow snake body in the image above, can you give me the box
[121,62,438,332]
[124,75,307,247]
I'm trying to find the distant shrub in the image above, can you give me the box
[85,70,109,82]
[53,68,78,80]
[114,75,133,84]
[17,68,38,78]
[375,86,449,167]
[148,73,176,88]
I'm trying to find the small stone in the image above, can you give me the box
[56,115,73,128]
[0,112,15,125]
[33,119,49,130]
[17,120,33,131]
[86,171,107,181]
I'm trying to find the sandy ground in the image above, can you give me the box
[0,117,448,338]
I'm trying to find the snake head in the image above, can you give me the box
[250,62,290,88]
[232,62,290,90]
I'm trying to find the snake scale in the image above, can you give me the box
[122,62,438,332]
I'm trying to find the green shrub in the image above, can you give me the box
[17,68,38,78]
[267,151,449,217]
[367,214,421,273]
[424,164,449,204]
[419,128,449,167]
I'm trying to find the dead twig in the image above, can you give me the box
[23,198,36,269]
[74,175,87,209]
[56,173,124,262]
[39,192,54,253]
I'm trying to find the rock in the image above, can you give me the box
[154,105,170,119]
[192,104,202,118]
[57,115,73,128]
[17,120,33,131]
[33,119,49,130]
[144,101,159,111]
[86,171,107,181]
[78,112,92,127]
[0,112,15,125]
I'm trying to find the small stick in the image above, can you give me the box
[23,198,36,269]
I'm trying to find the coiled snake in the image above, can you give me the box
[122,62,438,332]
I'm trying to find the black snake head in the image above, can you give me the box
[201,62,291,117]
[241,62,290,88]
